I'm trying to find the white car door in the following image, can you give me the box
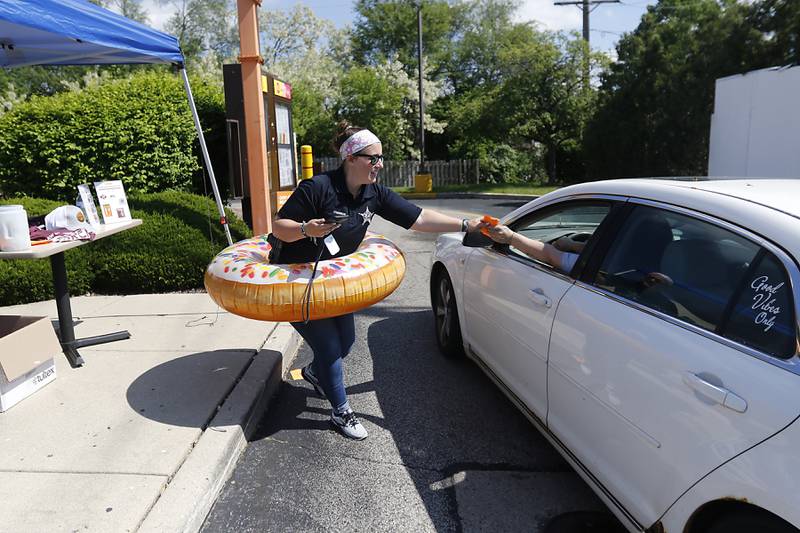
[462,201,613,420]
[547,203,800,528]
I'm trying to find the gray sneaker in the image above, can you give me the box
[330,409,368,440]
[301,364,326,399]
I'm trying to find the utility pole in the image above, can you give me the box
[554,0,619,46]
[416,1,425,172]
[554,0,618,84]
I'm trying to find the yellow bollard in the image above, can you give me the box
[301,145,314,180]
[414,173,432,193]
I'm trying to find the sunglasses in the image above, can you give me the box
[353,153,384,166]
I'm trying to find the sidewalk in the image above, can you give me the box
[0,293,299,533]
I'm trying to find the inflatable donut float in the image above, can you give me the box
[204,232,406,322]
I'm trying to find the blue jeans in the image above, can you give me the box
[290,313,355,411]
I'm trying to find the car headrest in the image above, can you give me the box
[661,239,725,288]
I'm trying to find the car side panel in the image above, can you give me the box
[660,416,800,531]
[547,285,800,526]
[462,248,573,420]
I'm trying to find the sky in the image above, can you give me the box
[140,0,658,54]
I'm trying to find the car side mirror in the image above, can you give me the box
[462,231,493,248]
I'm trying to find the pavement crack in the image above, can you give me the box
[0,468,167,477]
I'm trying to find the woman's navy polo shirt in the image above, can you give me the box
[276,166,422,263]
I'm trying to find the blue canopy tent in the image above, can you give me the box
[0,0,232,244]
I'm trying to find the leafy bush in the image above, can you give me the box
[461,140,536,184]
[0,191,250,306]
[0,70,228,201]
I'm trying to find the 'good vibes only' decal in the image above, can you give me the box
[750,275,783,332]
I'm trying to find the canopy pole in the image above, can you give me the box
[180,68,233,246]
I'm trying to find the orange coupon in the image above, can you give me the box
[480,215,499,236]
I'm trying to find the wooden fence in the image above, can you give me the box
[314,157,480,188]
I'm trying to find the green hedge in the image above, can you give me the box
[0,191,250,306]
[0,70,228,201]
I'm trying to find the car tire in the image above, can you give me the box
[432,270,465,358]
[706,509,796,533]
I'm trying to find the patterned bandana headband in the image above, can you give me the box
[339,129,381,160]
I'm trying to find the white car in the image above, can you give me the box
[430,179,800,533]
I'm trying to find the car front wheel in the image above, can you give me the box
[432,270,464,358]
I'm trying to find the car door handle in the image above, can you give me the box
[528,288,551,308]
[683,372,748,413]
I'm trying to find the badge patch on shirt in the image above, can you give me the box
[359,206,374,226]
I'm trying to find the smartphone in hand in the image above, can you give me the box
[324,211,350,224]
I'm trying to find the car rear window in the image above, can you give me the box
[594,205,797,359]
[721,252,797,359]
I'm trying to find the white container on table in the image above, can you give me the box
[0,205,31,252]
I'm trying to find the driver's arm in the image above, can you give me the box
[486,225,566,268]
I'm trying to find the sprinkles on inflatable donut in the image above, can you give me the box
[204,232,406,322]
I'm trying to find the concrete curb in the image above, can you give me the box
[138,323,300,533]
[399,192,539,201]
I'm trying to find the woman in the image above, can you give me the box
[272,122,486,440]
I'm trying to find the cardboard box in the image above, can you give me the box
[0,316,59,412]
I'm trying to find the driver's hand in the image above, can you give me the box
[487,224,514,244]
[554,235,585,253]
[643,272,673,287]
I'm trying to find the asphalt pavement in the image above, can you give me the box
[201,199,620,533]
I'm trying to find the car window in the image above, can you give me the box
[594,206,760,333]
[510,202,611,273]
[722,252,797,359]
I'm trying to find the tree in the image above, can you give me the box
[749,0,800,65]
[446,0,522,92]
[430,1,597,183]
[159,0,238,65]
[500,33,601,183]
[258,5,336,70]
[351,0,468,78]
[258,6,349,157]
[584,0,777,179]
[334,63,410,159]
[111,0,149,23]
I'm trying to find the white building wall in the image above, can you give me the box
[708,66,800,178]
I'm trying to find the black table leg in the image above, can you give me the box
[49,252,133,368]
[50,252,84,367]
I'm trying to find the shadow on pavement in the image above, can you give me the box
[126,349,257,428]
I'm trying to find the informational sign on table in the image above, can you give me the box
[94,180,131,225]
[76,183,101,228]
